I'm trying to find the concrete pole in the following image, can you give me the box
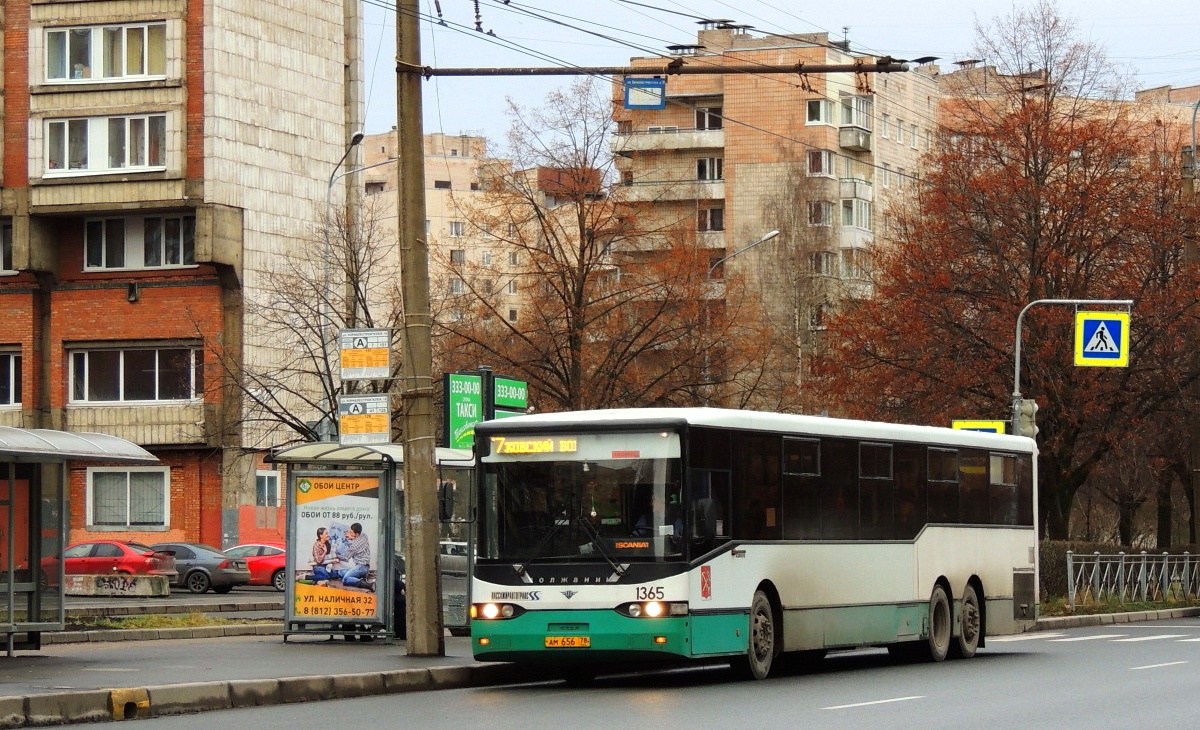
[397,0,444,656]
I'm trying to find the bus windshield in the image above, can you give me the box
[479,453,684,564]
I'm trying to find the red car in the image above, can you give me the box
[224,543,287,591]
[43,541,178,581]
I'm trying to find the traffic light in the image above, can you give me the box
[1016,399,1039,438]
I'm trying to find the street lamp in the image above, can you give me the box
[317,132,402,440]
[701,230,781,405]
[706,230,780,279]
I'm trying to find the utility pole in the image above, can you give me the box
[396,0,443,656]
[1184,103,1199,544]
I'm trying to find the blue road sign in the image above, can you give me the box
[1074,311,1129,367]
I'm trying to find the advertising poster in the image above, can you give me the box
[291,474,381,622]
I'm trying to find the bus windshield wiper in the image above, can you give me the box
[514,512,569,576]
[576,511,626,578]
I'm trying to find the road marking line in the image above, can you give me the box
[1176,638,1200,642]
[987,633,1065,642]
[81,668,139,672]
[1131,661,1189,670]
[1049,634,1127,642]
[1113,635,1187,642]
[822,696,925,710]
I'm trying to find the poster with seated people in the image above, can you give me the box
[290,474,381,624]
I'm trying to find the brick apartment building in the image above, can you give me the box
[611,22,938,392]
[0,0,362,547]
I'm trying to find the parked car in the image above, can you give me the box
[224,542,287,591]
[41,541,177,582]
[149,543,251,594]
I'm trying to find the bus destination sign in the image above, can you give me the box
[491,436,578,455]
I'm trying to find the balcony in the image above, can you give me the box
[611,128,725,155]
[839,126,872,152]
[839,226,873,249]
[618,178,725,203]
[840,178,874,201]
[65,402,207,445]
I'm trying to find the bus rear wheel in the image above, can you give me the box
[953,583,981,659]
[732,590,776,680]
[926,584,952,662]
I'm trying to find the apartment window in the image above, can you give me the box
[840,248,870,279]
[255,471,280,508]
[508,251,519,266]
[85,215,195,270]
[910,124,919,148]
[449,249,466,265]
[365,182,385,195]
[450,149,458,157]
[840,96,873,130]
[46,115,166,174]
[806,149,835,177]
[46,23,166,82]
[448,221,466,238]
[507,309,519,323]
[697,207,724,232]
[809,303,828,330]
[882,163,891,187]
[697,157,723,181]
[621,171,634,186]
[481,251,492,265]
[810,251,836,276]
[842,199,873,231]
[449,278,465,295]
[87,467,169,528]
[806,99,834,125]
[1,223,12,272]
[0,352,21,406]
[880,113,890,138]
[434,180,451,189]
[695,107,722,131]
[70,346,202,402]
[807,201,834,227]
[895,118,904,142]
[507,279,518,295]
[897,168,907,189]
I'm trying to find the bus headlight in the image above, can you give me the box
[617,602,688,618]
[471,603,520,620]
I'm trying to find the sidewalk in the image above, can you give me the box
[4,607,1200,727]
[0,633,549,727]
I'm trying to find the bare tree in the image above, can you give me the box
[432,79,786,411]
[203,195,404,446]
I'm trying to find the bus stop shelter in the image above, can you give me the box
[0,426,157,655]
[266,443,474,639]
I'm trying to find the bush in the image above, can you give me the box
[1039,541,1200,601]
[1039,540,1117,600]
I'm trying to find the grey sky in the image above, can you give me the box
[360,0,1199,150]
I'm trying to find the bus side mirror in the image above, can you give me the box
[438,481,454,522]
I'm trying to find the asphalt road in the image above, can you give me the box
[130,619,1200,729]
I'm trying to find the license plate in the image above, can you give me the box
[545,636,590,648]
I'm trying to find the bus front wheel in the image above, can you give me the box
[732,590,776,680]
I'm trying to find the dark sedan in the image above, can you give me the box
[150,542,251,594]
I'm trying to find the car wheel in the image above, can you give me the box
[272,569,286,592]
[185,571,211,594]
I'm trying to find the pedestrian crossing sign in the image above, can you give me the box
[1074,311,1129,367]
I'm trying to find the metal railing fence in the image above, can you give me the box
[1067,550,1200,609]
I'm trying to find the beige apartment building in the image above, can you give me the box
[611,23,938,388]
[362,131,527,326]
[0,0,362,547]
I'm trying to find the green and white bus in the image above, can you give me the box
[469,408,1037,679]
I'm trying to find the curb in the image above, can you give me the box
[0,662,555,728]
[43,624,283,645]
[1031,606,1200,631]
